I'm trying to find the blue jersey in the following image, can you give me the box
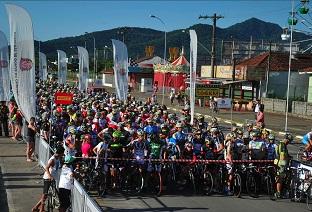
[266,143,277,160]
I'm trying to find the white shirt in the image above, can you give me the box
[43,155,60,180]
[58,165,73,190]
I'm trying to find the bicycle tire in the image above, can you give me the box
[233,173,242,198]
[98,173,107,197]
[189,170,196,194]
[202,170,213,195]
[246,173,257,197]
[297,146,305,162]
[47,193,54,212]
[265,175,274,197]
[306,185,312,210]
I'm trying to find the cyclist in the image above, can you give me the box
[127,129,147,165]
[302,130,312,160]
[210,127,224,160]
[201,137,215,160]
[266,134,277,160]
[224,132,236,195]
[147,134,166,173]
[248,130,266,160]
[32,146,65,212]
[172,122,187,150]
[273,133,292,199]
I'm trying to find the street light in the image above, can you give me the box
[150,14,167,105]
[285,0,295,132]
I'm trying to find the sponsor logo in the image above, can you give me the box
[0,60,8,68]
[20,58,32,71]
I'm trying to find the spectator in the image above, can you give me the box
[256,104,264,127]
[26,117,37,162]
[0,101,9,137]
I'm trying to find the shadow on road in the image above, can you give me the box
[0,167,9,212]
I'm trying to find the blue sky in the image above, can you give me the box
[0,1,304,41]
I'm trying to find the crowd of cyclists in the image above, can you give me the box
[6,77,309,211]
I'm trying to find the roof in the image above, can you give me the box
[138,56,167,68]
[237,52,312,72]
[172,55,190,66]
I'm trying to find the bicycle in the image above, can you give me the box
[46,180,59,212]
[120,159,144,195]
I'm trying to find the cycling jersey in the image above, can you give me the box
[302,132,312,145]
[131,139,147,159]
[148,141,165,159]
[266,143,277,160]
[109,142,123,158]
[202,145,214,159]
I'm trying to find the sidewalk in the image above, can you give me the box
[0,137,42,212]
[106,87,311,142]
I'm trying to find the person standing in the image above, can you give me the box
[0,101,9,137]
[26,117,37,162]
[32,146,64,212]
[58,155,75,212]
[273,133,292,199]
[256,105,265,128]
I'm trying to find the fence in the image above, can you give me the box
[35,136,102,211]
[292,101,312,116]
[262,98,287,113]
[71,179,103,212]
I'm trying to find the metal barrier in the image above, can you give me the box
[37,137,51,167]
[71,179,86,212]
[71,179,103,212]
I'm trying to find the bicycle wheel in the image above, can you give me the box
[265,175,274,197]
[124,168,144,194]
[202,170,213,195]
[47,193,54,212]
[297,146,305,161]
[246,173,257,197]
[189,170,196,194]
[306,185,312,210]
[233,173,242,198]
[98,173,107,197]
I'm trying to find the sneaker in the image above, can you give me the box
[274,192,281,199]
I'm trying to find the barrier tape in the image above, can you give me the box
[73,156,273,164]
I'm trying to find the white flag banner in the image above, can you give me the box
[112,39,128,101]
[189,30,197,125]
[39,52,47,80]
[57,50,67,84]
[0,31,10,101]
[5,4,35,122]
[77,46,89,92]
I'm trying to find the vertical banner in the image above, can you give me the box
[0,31,10,101]
[189,30,197,125]
[57,50,67,84]
[39,52,47,80]
[77,46,89,92]
[5,4,36,122]
[112,39,128,101]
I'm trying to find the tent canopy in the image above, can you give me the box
[172,55,189,66]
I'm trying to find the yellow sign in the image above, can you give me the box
[196,88,220,97]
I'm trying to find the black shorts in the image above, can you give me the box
[26,136,35,143]
[43,179,52,194]
[59,188,71,209]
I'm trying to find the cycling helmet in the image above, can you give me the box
[243,132,250,139]
[64,155,75,164]
[236,129,243,135]
[268,134,275,141]
[176,122,182,128]
[284,133,293,141]
[250,131,258,138]
[226,132,235,140]
[112,130,122,138]
[69,127,76,135]
[137,129,144,136]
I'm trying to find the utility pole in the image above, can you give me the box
[265,41,272,97]
[199,13,224,78]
